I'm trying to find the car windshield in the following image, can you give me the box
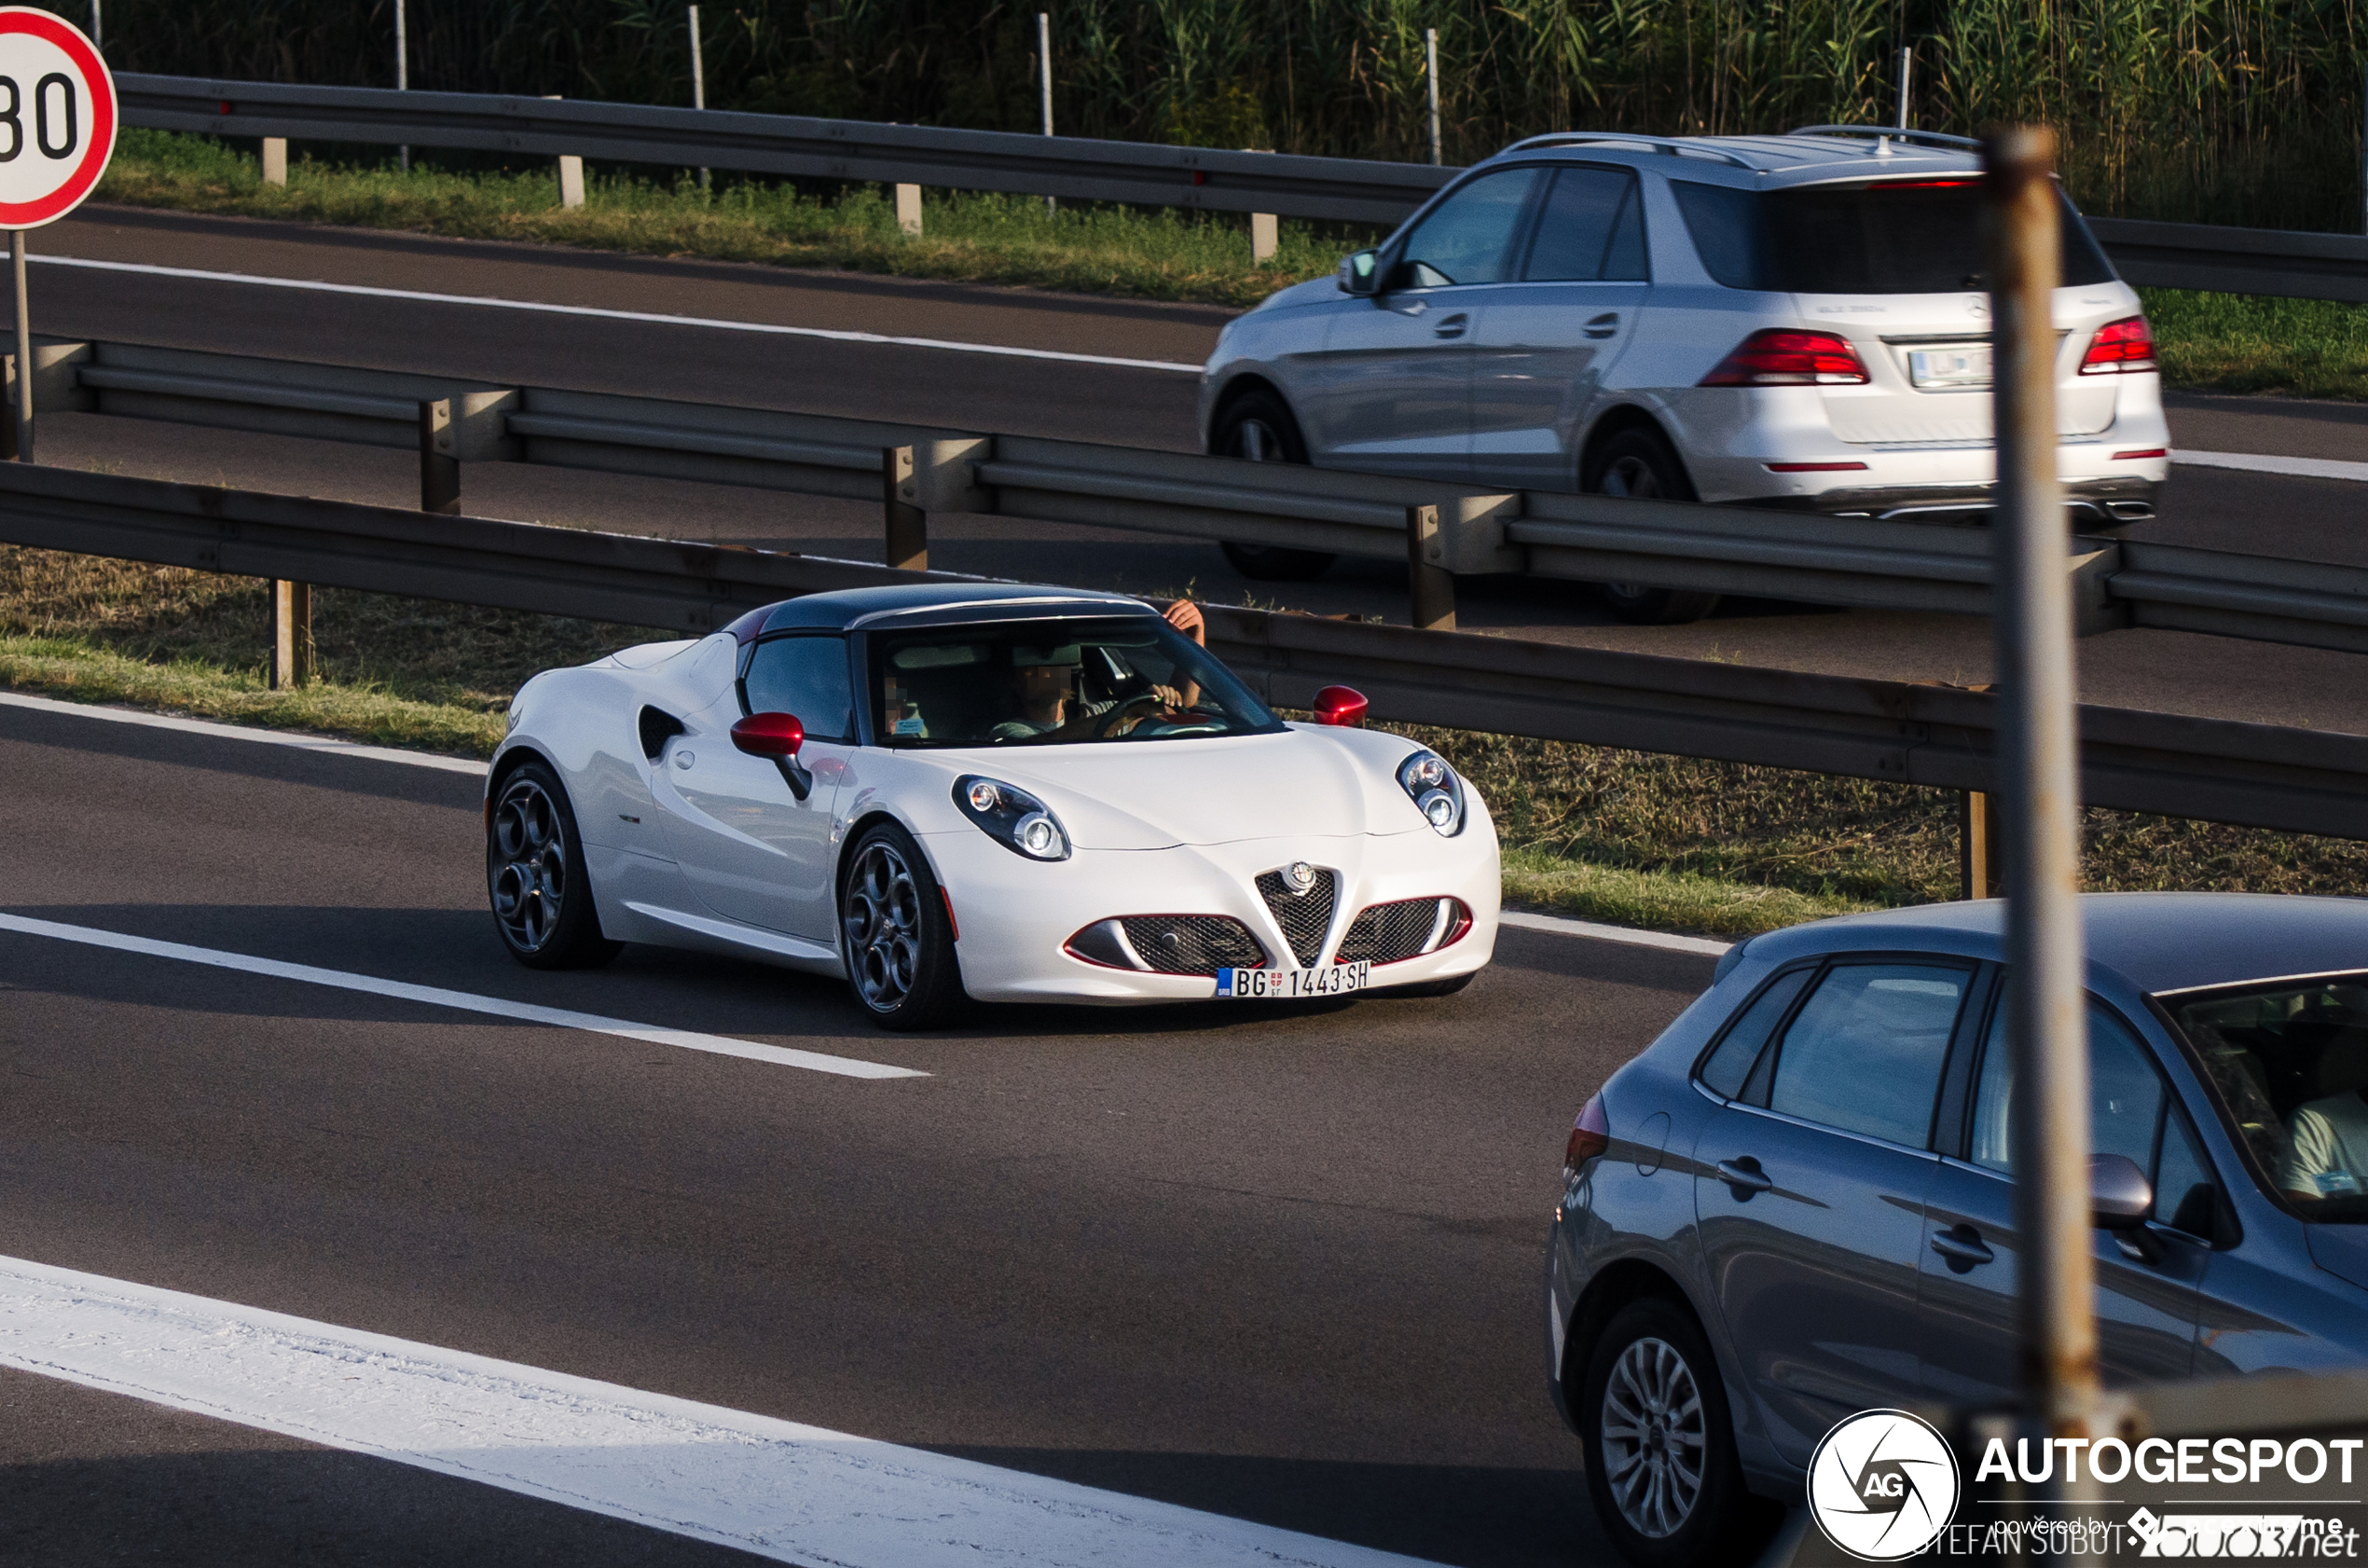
[2164,976,2368,1221]
[1671,178,2116,294]
[869,615,1283,748]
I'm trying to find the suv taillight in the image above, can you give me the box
[1699,329,1870,387]
[2080,315,2155,375]
[1564,1094,1610,1179]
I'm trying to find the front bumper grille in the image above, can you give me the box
[1337,897,1466,965]
[1109,915,1266,975]
[1256,868,1337,967]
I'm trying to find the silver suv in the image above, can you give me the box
[1198,128,2169,622]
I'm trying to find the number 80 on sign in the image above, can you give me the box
[0,7,114,229]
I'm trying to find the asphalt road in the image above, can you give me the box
[0,698,1716,1565]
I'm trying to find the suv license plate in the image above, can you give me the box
[1217,962,1370,998]
[1908,345,1991,389]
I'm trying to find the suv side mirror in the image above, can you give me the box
[2091,1153,2154,1231]
[1337,249,1380,296]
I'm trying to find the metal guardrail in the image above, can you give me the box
[1,461,2363,842]
[116,74,2368,300]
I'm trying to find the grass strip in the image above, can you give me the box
[8,543,2365,941]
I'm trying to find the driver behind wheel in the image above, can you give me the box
[988,600,1205,742]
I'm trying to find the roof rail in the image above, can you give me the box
[1788,124,1981,151]
[1499,131,1756,171]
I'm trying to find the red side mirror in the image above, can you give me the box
[1312,685,1368,727]
[731,711,805,758]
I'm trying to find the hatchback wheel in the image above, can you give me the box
[486,761,621,970]
[1580,1297,1771,1568]
[840,820,967,1030]
[1582,429,1723,626]
[1213,390,1336,582]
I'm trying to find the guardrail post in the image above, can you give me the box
[420,398,460,515]
[268,580,313,689]
[896,185,922,236]
[1406,504,1455,631]
[261,138,287,186]
[1959,790,2003,899]
[884,446,926,570]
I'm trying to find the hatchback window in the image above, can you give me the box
[1969,1002,2167,1176]
[742,635,855,741]
[1522,167,1647,282]
[1698,967,1811,1098]
[1763,963,1967,1145]
[2166,976,2368,1220]
[1398,168,1539,287]
[1670,178,2116,293]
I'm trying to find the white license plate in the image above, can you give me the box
[1908,345,1991,389]
[1216,962,1370,998]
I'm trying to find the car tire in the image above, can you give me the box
[1581,429,1723,626]
[1212,390,1336,582]
[839,819,968,1031]
[1579,1297,1773,1568]
[486,760,623,970]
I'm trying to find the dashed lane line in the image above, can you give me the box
[0,689,488,775]
[0,1253,1440,1568]
[0,912,926,1080]
[34,254,1208,374]
[1498,909,1730,956]
[2172,448,2368,483]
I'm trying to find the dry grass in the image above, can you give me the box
[7,545,2364,938]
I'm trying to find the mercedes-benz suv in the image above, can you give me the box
[1198,127,2169,621]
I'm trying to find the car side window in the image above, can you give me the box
[741,635,854,741]
[1697,967,1812,1099]
[1522,167,1647,282]
[1397,169,1539,288]
[1763,963,1968,1146]
[2154,1107,2221,1240]
[1670,181,1764,289]
[1969,1001,2166,1176]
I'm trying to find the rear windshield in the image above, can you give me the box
[2164,976,2368,1220]
[1672,178,2116,294]
[869,616,1283,748]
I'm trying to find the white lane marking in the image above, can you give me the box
[0,1254,1439,1568]
[0,912,923,1080]
[0,689,488,776]
[2171,448,2368,483]
[1500,909,1731,956]
[35,254,1208,375]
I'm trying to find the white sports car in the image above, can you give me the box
[484,584,1500,1028]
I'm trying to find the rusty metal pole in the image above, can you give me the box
[1986,124,2098,1508]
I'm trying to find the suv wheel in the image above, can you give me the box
[1580,1297,1771,1568]
[1582,428,1723,626]
[1212,390,1335,582]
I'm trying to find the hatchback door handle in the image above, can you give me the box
[1433,312,1469,338]
[1584,312,1619,339]
[1714,1158,1773,1194]
[1930,1225,1995,1267]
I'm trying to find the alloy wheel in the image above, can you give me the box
[1600,1334,1708,1539]
[844,839,924,1012]
[490,776,569,953]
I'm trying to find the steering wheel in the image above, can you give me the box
[1093,695,1163,738]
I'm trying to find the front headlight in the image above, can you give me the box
[1397,750,1465,836]
[954,776,1071,861]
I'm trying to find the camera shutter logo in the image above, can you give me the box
[1808,1409,1962,1561]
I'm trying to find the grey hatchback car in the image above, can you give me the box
[1548,894,2368,1566]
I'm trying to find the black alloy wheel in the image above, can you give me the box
[1581,428,1724,626]
[1213,389,1337,582]
[839,819,967,1030]
[1579,1297,1774,1568]
[486,760,622,970]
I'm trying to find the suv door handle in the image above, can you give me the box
[1714,1158,1773,1195]
[1584,312,1619,339]
[1432,312,1469,338]
[1930,1225,1996,1268]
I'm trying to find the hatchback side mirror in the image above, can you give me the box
[2091,1153,2154,1231]
[731,711,805,758]
[1337,249,1381,296]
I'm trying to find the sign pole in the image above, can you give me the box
[12,227,30,463]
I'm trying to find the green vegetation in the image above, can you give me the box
[7,543,2363,939]
[56,0,2368,231]
[2141,289,2368,402]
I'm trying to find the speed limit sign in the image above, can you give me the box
[0,7,112,229]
